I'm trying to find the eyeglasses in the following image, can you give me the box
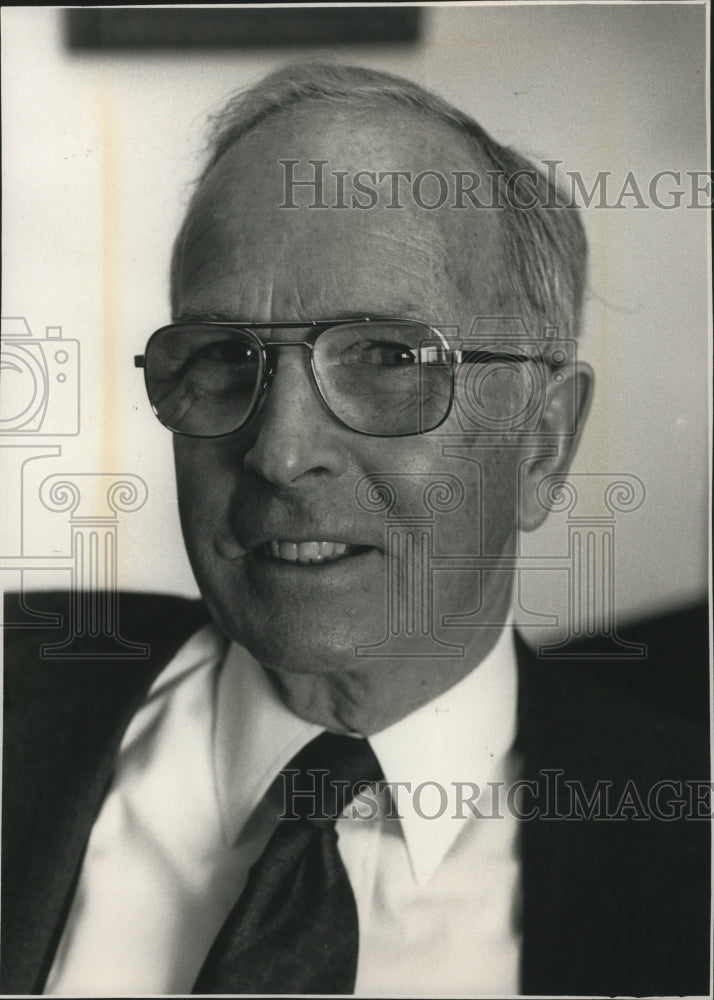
[134,318,548,438]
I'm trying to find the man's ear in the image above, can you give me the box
[517,362,594,532]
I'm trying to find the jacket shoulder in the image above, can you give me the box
[2,590,213,993]
[515,604,711,996]
[4,589,206,650]
[516,601,710,773]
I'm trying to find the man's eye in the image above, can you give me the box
[187,341,257,368]
[172,339,260,398]
[343,341,418,366]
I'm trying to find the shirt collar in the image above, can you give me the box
[369,622,518,885]
[214,625,518,886]
[214,643,322,844]
[121,622,227,751]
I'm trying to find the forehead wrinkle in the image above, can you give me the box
[176,103,505,325]
[179,208,239,297]
[178,204,498,327]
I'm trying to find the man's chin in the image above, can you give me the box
[210,603,383,677]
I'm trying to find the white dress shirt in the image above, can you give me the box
[45,622,521,996]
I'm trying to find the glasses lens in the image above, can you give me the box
[454,346,546,431]
[313,321,453,435]
[144,325,262,437]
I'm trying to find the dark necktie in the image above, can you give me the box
[192,731,383,995]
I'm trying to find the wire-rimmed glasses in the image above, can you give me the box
[134,317,548,438]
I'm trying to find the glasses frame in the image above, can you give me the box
[134,317,549,439]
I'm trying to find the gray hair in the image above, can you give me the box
[171,62,587,339]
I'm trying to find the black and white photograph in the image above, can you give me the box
[1,4,711,997]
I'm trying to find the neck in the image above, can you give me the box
[265,611,513,736]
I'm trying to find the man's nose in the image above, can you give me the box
[242,346,349,487]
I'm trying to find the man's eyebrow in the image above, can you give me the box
[330,307,427,322]
[173,309,235,323]
[172,307,430,324]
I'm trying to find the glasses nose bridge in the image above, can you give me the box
[262,338,316,384]
[264,337,314,356]
[260,338,326,421]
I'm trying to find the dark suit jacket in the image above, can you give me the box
[2,592,711,996]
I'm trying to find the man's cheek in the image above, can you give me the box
[175,469,228,575]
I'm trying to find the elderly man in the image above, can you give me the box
[2,63,709,997]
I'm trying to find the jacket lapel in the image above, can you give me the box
[515,635,710,996]
[516,637,598,993]
[1,594,209,994]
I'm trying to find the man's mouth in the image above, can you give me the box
[262,540,369,565]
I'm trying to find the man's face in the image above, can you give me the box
[171,104,538,728]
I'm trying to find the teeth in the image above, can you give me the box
[265,540,353,564]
